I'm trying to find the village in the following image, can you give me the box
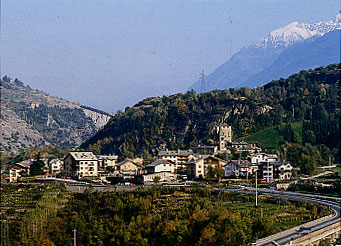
[7,125,296,187]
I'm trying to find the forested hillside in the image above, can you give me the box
[0,77,113,153]
[82,64,340,162]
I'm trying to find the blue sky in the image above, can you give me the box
[1,0,339,112]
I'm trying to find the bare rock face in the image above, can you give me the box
[81,108,113,130]
[0,78,112,154]
[0,106,50,153]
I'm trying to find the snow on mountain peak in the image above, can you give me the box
[256,14,341,48]
[334,12,341,22]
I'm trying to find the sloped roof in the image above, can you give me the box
[195,145,216,149]
[117,160,138,167]
[259,161,281,165]
[146,159,174,167]
[227,160,251,167]
[18,159,34,167]
[68,152,97,161]
[187,158,203,165]
[10,163,30,169]
[249,153,278,158]
[229,141,249,145]
[158,149,193,157]
[203,155,227,164]
[96,155,118,160]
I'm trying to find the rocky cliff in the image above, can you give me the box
[0,77,113,153]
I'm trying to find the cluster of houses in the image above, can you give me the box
[7,125,293,184]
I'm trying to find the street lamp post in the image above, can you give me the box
[255,171,258,207]
[73,229,77,246]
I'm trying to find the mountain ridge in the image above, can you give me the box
[0,77,113,154]
[243,29,340,88]
[189,14,341,92]
[82,64,340,159]
[255,13,340,47]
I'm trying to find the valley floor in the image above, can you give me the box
[0,184,331,246]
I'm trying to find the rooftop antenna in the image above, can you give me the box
[200,69,206,93]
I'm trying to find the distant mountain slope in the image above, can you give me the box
[0,77,113,153]
[189,14,340,92]
[82,64,340,158]
[243,30,340,88]
[189,41,285,91]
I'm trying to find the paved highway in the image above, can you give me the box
[223,187,340,245]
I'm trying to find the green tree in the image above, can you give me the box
[30,152,45,175]
[206,166,215,179]
[153,175,161,184]
[299,154,317,175]
[214,167,224,180]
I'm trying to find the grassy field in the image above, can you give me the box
[241,122,303,150]
[290,122,303,144]
[242,127,284,150]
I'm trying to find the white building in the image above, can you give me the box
[9,163,30,182]
[96,155,118,169]
[217,125,232,151]
[258,162,274,182]
[158,149,194,173]
[138,172,177,184]
[224,160,253,178]
[187,156,226,179]
[226,141,262,153]
[274,162,293,180]
[145,159,175,174]
[50,159,63,174]
[116,160,140,176]
[158,149,193,164]
[187,159,205,179]
[64,152,98,178]
[249,153,278,164]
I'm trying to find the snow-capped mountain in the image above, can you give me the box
[243,30,340,88]
[188,14,341,92]
[256,13,341,47]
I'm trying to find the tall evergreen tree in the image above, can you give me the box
[30,152,45,175]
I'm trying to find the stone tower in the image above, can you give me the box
[217,125,232,151]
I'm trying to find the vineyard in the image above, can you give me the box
[0,185,331,246]
[0,184,68,245]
